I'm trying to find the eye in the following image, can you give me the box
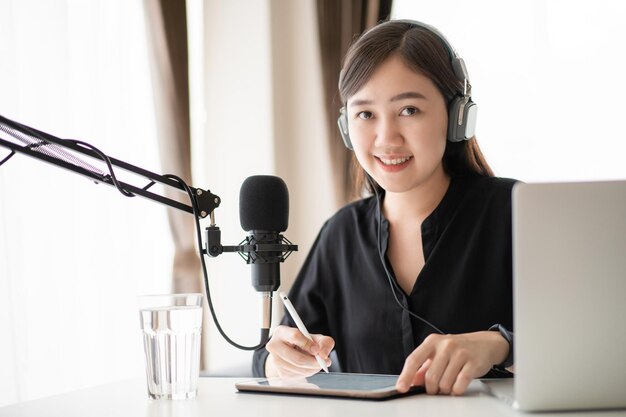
[400,106,420,116]
[357,111,373,120]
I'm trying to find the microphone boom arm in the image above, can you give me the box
[0,114,221,217]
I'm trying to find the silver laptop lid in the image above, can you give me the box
[512,180,626,411]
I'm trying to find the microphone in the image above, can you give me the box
[239,176,293,340]
[205,175,297,343]
[239,175,289,293]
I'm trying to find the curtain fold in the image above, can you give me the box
[143,0,206,369]
[316,0,393,205]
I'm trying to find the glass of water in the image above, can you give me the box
[139,293,203,400]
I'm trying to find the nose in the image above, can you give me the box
[375,115,403,147]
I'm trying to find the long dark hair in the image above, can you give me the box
[338,20,493,197]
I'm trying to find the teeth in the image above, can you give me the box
[380,156,411,166]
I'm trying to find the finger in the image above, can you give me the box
[437,355,465,395]
[267,353,301,378]
[265,327,295,356]
[410,358,431,388]
[276,326,320,355]
[451,365,474,396]
[267,328,327,371]
[270,354,318,378]
[294,345,332,369]
[396,345,433,392]
[424,353,450,395]
[275,343,325,370]
[311,334,335,359]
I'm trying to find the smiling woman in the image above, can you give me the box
[254,20,516,396]
[0,0,172,406]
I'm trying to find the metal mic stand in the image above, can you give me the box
[0,113,297,350]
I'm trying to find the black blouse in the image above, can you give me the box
[253,175,517,377]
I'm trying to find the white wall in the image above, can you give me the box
[194,0,275,374]
[193,0,335,375]
[392,0,626,182]
[0,0,171,406]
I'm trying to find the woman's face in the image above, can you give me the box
[347,55,449,194]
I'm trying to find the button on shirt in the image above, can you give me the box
[253,175,516,377]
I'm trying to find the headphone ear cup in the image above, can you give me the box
[447,96,477,142]
[337,111,353,150]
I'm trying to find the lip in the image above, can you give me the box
[374,155,413,172]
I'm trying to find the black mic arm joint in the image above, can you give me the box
[205,225,224,257]
[205,225,246,257]
[192,188,221,218]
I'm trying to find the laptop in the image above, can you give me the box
[485,180,626,412]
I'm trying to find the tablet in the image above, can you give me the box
[235,372,424,400]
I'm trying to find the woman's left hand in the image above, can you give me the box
[395,331,509,396]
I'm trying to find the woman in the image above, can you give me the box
[253,19,515,396]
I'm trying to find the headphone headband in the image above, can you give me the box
[396,20,470,82]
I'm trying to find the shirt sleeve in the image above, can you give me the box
[252,221,333,377]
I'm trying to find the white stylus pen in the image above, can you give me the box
[279,291,329,373]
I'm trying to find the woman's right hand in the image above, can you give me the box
[264,325,335,378]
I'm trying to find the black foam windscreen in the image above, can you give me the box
[239,175,289,232]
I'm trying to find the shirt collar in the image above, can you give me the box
[375,175,477,260]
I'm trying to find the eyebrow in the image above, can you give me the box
[349,91,427,107]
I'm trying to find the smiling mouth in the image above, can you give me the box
[376,156,413,166]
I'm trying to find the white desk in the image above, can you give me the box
[1,378,625,417]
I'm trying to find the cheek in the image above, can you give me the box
[409,120,447,157]
[352,146,372,171]
[423,110,449,154]
[348,125,370,158]
[349,138,377,177]
[429,132,448,162]
[420,101,449,144]
[431,105,449,139]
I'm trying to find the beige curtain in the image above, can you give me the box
[316,0,393,205]
[143,0,206,369]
